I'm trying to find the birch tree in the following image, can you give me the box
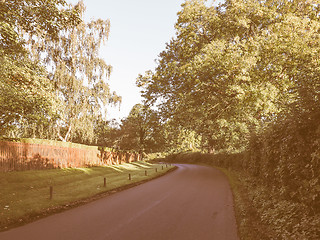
[0,0,80,137]
[29,1,121,142]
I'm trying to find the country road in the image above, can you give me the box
[0,164,239,240]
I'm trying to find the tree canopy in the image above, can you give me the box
[0,0,81,137]
[136,2,320,237]
[119,104,163,152]
[28,2,121,142]
[0,0,120,143]
[0,0,80,55]
[138,0,320,152]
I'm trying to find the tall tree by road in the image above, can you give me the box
[0,0,80,137]
[137,0,320,152]
[28,1,121,143]
[0,1,121,143]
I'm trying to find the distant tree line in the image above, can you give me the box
[95,103,202,153]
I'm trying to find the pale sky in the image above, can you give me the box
[67,0,185,121]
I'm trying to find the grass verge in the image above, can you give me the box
[0,161,176,231]
[214,167,273,240]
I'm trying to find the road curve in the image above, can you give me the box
[0,164,239,240]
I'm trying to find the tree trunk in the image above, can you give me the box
[207,137,216,154]
[58,125,72,142]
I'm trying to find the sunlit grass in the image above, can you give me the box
[0,161,174,231]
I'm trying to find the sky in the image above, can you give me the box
[68,0,185,122]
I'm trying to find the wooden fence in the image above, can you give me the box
[0,141,141,172]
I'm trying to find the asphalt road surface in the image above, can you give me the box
[0,164,239,240]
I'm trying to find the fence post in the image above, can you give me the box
[50,186,53,200]
[129,173,131,180]
[104,177,106,187]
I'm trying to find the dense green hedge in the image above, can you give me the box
[247,111,320,210]
[166,151,246,170]
[245,111,320,239]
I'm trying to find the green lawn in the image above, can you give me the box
[0,161,174,231]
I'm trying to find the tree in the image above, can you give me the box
[0,55,54,137]
[119,104,163,152]
[137,1,320,237]
[0,0,80,55]
[93,117,121,148]
[27,1,121,143]
[162,120,202,153]
[0,0,80,138]
[138,0,320,152]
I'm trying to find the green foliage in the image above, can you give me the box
[0,0,81,139]
[138,0,320,152]
[246,110,320,238]
[0,50,57,138]
[140,0,320,238]
[1,1,120,144]
[0,0,80,55]
[106,103,202,154]
[119,104,164,152]
[162,121,202,153]
[92,118,121,148]
[27,2,121,143]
